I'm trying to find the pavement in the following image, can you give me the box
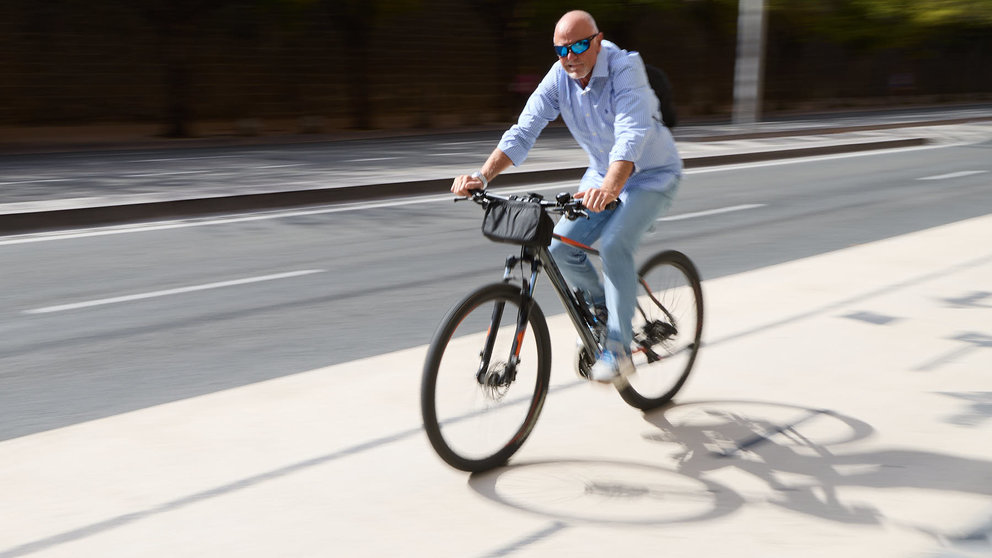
[1,209,989,557]
[1,105,991,233]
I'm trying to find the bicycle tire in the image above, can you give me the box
[421,283,552,472]
[618,250,703,410]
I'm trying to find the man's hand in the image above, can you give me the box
[451,174,486,197]
[574,186,620,212]
[577,160,633,212]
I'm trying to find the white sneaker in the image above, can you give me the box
[589,351,635,385]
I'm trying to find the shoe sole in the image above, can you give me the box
[590,365,635,386]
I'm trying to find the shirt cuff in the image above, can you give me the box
[497,136,530,166]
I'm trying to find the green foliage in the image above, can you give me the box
[769,0,992,49]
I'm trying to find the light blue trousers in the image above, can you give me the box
[549,179,679,353]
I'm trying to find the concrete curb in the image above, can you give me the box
[683,115,992,142]
[0,137,927,235]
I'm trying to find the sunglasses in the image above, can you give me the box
[553,34,598,57]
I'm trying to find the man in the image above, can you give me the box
[451,10,682,384]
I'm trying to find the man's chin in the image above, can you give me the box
[567,69,589,81]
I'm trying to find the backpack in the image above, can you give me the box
[644,64,678,128]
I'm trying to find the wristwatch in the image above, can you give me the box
[470,170,489,189]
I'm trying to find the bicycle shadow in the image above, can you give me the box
[468,399,992,544]
[642,399,992,544]
[467,456,745,526]
[642,400,882,525]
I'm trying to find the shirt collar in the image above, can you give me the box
[589,40,612,82]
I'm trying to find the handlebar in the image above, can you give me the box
[457,190,620,220]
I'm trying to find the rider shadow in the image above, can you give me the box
[469,399,992,544]
[642,400,992,542]
[642,401,882,525]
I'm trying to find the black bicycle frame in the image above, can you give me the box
[489,239,602,362]
[536,243,601,357]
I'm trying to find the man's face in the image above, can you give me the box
[553,28,602,82]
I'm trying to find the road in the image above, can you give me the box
[1,137,989,441]
[0,134,990,556]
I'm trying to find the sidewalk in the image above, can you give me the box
[1,106,991,234]
[2,212,989,557]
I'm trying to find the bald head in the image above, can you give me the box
[554,10,599,41]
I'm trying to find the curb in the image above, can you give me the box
[0,137,927,235]
[682,115,992,142]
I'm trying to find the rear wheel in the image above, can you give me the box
[421,283,552,472]
[619,250,703,410]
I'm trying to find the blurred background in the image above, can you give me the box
[0,0,990,138]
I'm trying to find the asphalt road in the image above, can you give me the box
[1,137,990,443]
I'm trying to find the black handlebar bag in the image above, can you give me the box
[481,199,554,247]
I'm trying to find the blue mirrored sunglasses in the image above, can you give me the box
[553,34,597,57]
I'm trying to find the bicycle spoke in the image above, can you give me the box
[422,284,550,472]
[620,251,703,410]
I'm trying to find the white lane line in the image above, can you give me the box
[132,156,244,163]
[917,170,988,181]
[684,140,955,175]
[24,269,325,314]
[0,195,459,246]
[658,203,765,222]
[124,170,210,178]
[0,178,72,185]
[352,157,398,162]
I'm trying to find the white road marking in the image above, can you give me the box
[133,156,245,163]
[124,170,210,178]
[24,269,326,314]
[0,195,461,246]
[917,170,988,181]
[659,204,765,222]
[0,178,72,185]
[684,140,954,175]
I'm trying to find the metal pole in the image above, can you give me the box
[732,0,767,125]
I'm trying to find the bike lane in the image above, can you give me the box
[0,213,990,557]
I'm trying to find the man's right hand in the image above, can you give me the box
[451,174,486,197]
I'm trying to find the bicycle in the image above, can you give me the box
[421,190,703,472]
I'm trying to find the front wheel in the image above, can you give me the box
[619,250,703,410]
[421,283,552,472]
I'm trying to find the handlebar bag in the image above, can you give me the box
[482,198,554,247]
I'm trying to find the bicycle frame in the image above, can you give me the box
[484,234,603,378]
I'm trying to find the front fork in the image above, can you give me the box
[477,250,541,386]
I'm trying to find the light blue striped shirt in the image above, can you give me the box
[498,40,682,195]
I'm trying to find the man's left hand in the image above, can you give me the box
[574,187,619,212]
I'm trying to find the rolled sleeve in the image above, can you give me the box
[608,58,654,165]
[498,68,561,166]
